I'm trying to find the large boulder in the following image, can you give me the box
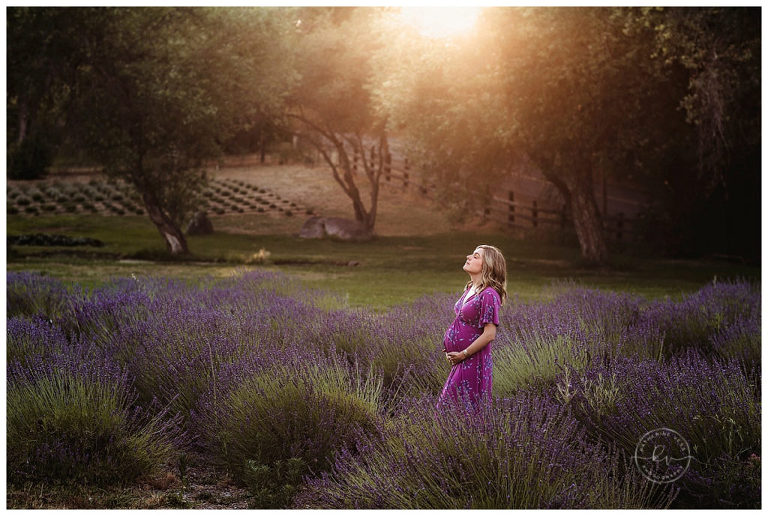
[323,217,372,242]
[299,216,373,242]
[186,211,214,235]
[299,216,326,239]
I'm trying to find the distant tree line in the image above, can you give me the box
[7,7,760,262]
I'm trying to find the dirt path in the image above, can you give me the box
[7,453,256,509]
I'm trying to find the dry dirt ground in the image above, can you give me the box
[207,161,468,236]
[7,452,254,509]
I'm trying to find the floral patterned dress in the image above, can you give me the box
[438,285,501,408]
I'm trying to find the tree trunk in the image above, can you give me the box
[141,190,189,255]
[289,114,383,235]
[535,148,608,264]
[17,101,29,145]
[566,175,608,264]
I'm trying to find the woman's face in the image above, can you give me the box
[463,247,484,275]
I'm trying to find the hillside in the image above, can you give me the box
[207,160,463,237]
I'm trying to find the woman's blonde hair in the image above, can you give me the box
[465,244,507,305]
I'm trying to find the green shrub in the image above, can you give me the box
[494,333,592,397]
[7,357,179,487]
[199,358,381,508]
[294,395,676,509]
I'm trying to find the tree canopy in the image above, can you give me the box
[7,6,760,260]
[8,7,295,253]
[373,6,760,262]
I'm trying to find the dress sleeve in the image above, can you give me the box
[478,288,501,327]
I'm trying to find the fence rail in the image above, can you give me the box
[390,161,636,242]
[311,144,640,242]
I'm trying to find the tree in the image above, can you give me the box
[619,7,761,259]
[6,8,89,179]
[375,6,759,263]
[285,7,390,234]
[378,8,666,263]
[8,7,294,254]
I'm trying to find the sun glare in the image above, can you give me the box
[399,7,482,39]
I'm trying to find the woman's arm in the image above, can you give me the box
[447,323,497,365]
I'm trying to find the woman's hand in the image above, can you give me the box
[446,351,464,366]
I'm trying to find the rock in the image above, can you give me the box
[323,217,372,242]
[299,216,326,239]
[186,211,214,235]
[299,216,372,242]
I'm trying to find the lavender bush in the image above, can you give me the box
[293,393,677,509]
[5,272,759,508]
[7,321,182,486]
[7,271,82,320]
[553,348,761,508]
[62,273,333,421]
[192,350,382,508]
[631,280,760,363]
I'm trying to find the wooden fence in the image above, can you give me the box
[347,145,638,242]
[217,144,639,242]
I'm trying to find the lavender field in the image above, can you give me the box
[6,270,761,509]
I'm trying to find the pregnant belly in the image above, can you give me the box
[443,321,479,353]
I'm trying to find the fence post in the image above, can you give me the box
[508,191,515,225]
[532,200,538,227]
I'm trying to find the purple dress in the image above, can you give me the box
[438,285,501,408]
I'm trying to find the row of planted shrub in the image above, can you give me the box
[7,177,311,217]
[6,271,761,508]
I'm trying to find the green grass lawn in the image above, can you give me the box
[7,214,760,311]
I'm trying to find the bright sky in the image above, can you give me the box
[398,6,483,39]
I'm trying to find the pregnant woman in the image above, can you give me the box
[438,244,507,409]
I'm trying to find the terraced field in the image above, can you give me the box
[6,177,315,219]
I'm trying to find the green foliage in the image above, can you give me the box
[286,7,390,230]
[7,372,176,486]
[295,396,674,509]
[243,458,306,509]
[494,334,592,397]
[374,7,759,261]
[204,359,382,507]
[8,7,296,251]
